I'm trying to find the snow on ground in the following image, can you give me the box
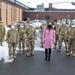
[0,41,14,63]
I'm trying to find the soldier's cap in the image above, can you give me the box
[27,18,30,20]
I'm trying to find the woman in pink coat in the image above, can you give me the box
[42,22,55,61]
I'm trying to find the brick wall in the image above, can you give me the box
[24,11,75,22]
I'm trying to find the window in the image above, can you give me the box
[45,16,50,21]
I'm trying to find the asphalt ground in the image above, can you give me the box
[0,47,75,75]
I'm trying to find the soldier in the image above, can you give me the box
[54,20,61,49]
[25,18,32,25]
[19,23,25,52]
[0,21,5,46]
[25,23,36,56]
[67,25,75,56]
[58,19,68,52]
[39,22,47,47]
[7,24,19,59]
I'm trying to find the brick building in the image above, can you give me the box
[24,3,75,23]
[0,1,75,25]
[0,0,29,26]
[24,11,75,22]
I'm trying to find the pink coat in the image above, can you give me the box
[42,28,55,49]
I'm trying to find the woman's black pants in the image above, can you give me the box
[45,48,51,61]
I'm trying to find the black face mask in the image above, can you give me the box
[47,25,52,29]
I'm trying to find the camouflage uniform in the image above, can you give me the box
[39,23,47,47]
[0,22,5,46]
[7,25,19,59]
[54,21,61,49]
[67,26,75,56]
[25,24,36,56]
[58,23,68,52]
[19,25,25,52]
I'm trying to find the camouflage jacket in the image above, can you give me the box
[39,24,47,35]
[25,25,36,39]
[19,27,25,39]
[0,25,5,35]
[59,24,68,36]
[67,27,75,39]
[0,25,5,40]
[7,28,19,43]
[55,24,60,34]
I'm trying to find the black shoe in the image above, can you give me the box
[45,58,47,61]
[18,50,22,53]
[48,58,50,61]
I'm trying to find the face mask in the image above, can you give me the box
[11,26,15,29]
[47,25,52,28]
[20,26,23,28]
[57,23,59,25]
[30,24,32,26]
[62,21,66,24]
[49,23,51,25]
[52,25,55,28]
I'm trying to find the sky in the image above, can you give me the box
[17,0,75,9]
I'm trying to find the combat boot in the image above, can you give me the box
[9,55,12,60]
[66,48,68,53]
[30,51,34,56]
[18,50,22,53]
[72,51,75,57]
[57,48,61,52]
[27,52,30,57]
[72,54,75,57]
[67,52,70,56]
[13,55,16,59]
[11,55,13,58]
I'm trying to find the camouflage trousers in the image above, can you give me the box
[0,40,2,46]
[67,38,75,54]
[0,36,3,46]
[40,34,43,46]
[8,42,17,56]
[54,34,59,46]
[26,39,35,53]
[58,35,68,51]
[19,38,25,51]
